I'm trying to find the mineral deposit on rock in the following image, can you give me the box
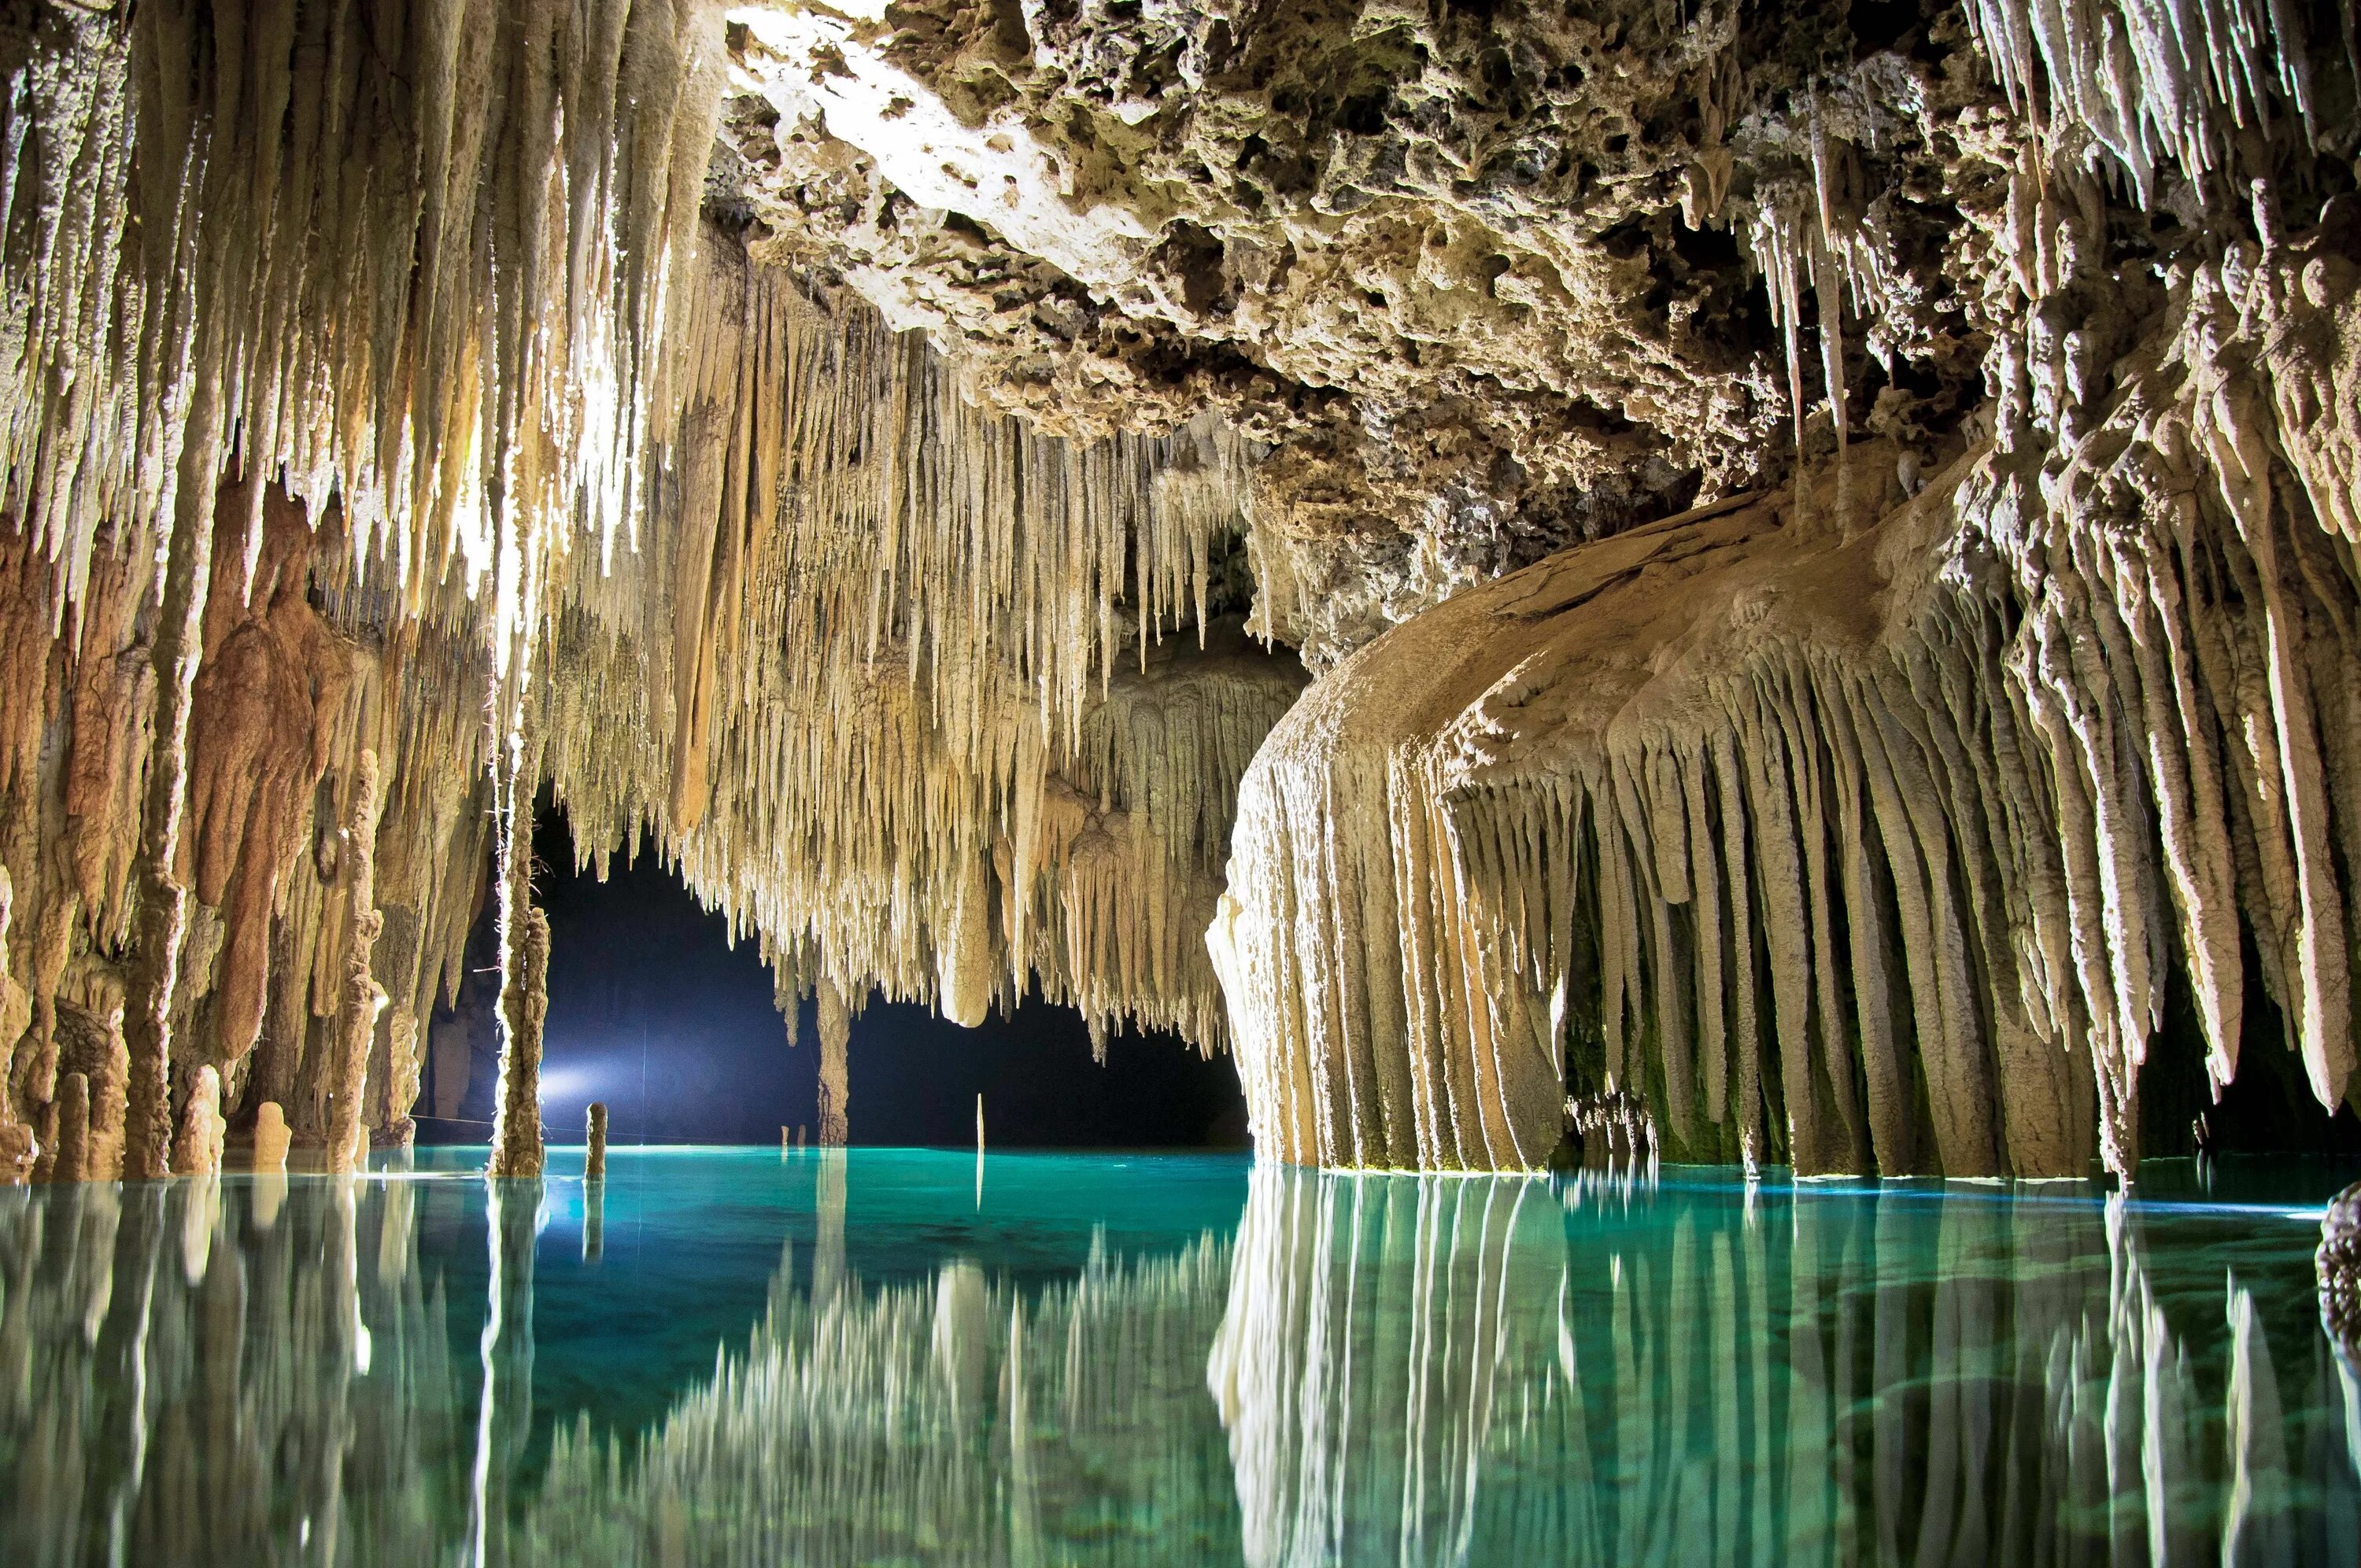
[0,0,2351,1179]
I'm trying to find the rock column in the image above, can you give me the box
[586,1101,608,1179]
[323,752,384,1175]
[49,1072,87,1182]
[488,905,550,1178]
[817,978,850,1147]
[124,404,223,1179]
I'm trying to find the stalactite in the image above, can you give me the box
[1962,0,2325,203]
[1213,90,2361,1176]
[322,751,382,1176]
[1218,222,2361,1173]
[542,246,1288,1049]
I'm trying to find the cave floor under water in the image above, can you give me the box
[4,1148,2359,1566]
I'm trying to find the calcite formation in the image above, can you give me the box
[0,0,2353,1177]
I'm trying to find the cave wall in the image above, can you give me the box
[0,0,2354,1176]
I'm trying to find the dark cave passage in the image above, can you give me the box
[418,808,1247,1150]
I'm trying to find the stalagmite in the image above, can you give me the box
[323,753,384,1176]
[51,1002,129,1181]
[250,1102,290,1175]
[172,1064,225,1178]
[817,979,850,1149]
[586,1103,608,1181]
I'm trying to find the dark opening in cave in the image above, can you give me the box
[416,806,1249,1150]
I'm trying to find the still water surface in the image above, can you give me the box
[2,1147,2355,1565]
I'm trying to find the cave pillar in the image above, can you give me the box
[817,978,850,1147]
[586,1101,608,1179]
[124,404,224,1179]
[49,1072,88,1182]
[323,751,385,1175]
[485,773,549,1178]
[487,903,549,1179]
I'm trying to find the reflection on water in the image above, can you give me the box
[0,1173,465,1566]
[2,1152,2356,1564]
[1217,1168,2361,1565]
[517,1169,1239,1561]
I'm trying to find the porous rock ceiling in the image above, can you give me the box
[0,0,2355,1175]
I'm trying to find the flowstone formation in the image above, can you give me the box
[0,0,2355,1179]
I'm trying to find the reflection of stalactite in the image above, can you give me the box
[474,1178,540,1568]
[1208,1168,1562,1562]
[1212,1166,2361,1563]
[0,1171,467,1562]
[516,1214,1236,1562]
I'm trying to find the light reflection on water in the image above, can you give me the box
[1,1149,2355,1564]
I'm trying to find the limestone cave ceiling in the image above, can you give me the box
[0,0,2354,1176]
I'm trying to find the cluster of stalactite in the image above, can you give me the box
[0,2,1300,1179]
[0,465,494,1175]
[1213,42,2361,1177]
[1212,1166,2359,1564]
[539,238,1299,1049]
[0,1175,466,1566]
[0,0,726,1175]
[516,1227,1239,1561]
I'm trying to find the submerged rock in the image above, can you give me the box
[2323,1182,2361,1364]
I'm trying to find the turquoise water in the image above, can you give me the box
[2,1149,2357,1565]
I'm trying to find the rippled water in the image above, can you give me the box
[2,1148,2356,1565]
